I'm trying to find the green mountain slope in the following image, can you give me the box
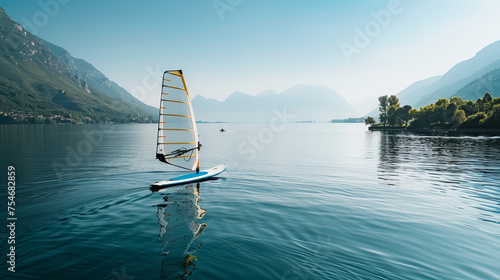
[43,40,157,116]
[0,7,155,123]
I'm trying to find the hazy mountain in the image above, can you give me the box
[408,40,500,108]
[396,76,442,106]
[354,97,379,117]
[0,7,155,122]
[193,85,357,122]
[365,40,500,119]
[453,68,500,101]
[365,75,442,118]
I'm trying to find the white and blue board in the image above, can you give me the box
[151,164,226,187]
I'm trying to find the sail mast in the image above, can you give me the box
[179,71,200,171]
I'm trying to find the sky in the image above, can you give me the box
[2,0,500,107]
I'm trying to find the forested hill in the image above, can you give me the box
[0,7,156,124]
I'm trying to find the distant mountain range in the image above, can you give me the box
[195,40,500,122]
[0,7,156,123]
[367,40,500,118]
[192,85,358,122]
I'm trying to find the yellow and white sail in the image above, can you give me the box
[156,70,200,171]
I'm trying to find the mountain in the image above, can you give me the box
[403,40,500,108]
[354,97,379,116]
[192,85,357,122]
[453,68,500,101]
[366,40,500,119]
[0,7,155,123]
[365,75,442,118]
[42,40,157,116]
[396,76,442,106]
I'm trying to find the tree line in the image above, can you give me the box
[365,92,500,129]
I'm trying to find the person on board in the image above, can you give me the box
[220,128,225,132]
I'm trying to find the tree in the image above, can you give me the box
[409,108,418,119]
[435,98,449,107]
[396,107,406,126]
[476,98,483,112]
[380,95,401,127]
[400,105,412,127]
[387,105,398,126]
[451,110,466,128]
[483,92,493,103]
[444,103,458,126]
[480,104,500,128]
[450,97,465,107]
[364,117,376,126]
[388,95,400,107]
[461,112,487,128]
[378,95,389,126]
[461,101,477,117]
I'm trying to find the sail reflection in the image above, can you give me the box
[154,183,206,279]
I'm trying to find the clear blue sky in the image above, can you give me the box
[2,0,500,107]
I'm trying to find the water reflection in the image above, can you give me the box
[152,183,207,279]
[377,132,500,223]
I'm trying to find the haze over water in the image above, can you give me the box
[1,123,499,279]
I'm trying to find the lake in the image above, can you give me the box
[1,123,499,279]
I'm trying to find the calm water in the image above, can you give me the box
[1,123,499,280]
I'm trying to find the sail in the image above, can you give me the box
[156,70,199,171]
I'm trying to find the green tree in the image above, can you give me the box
[384,95,401,127]
[396,107,405,126]
[435,98,449,107]
[461,112,487,128]
[399,105,413,127]
[449,97,465,107]
[476,98,483,112]
[388,95,400,107]
[444,103,458,126]
[378,95,389,126]
[387,105,398,126]
[479,104,500,128]
[409,108,418,119]
[461,101,477,117]
[451,109,466,128]
[483,92,493,103]
[364,116,376,126]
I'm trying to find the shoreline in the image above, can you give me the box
[368,126,500,135]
